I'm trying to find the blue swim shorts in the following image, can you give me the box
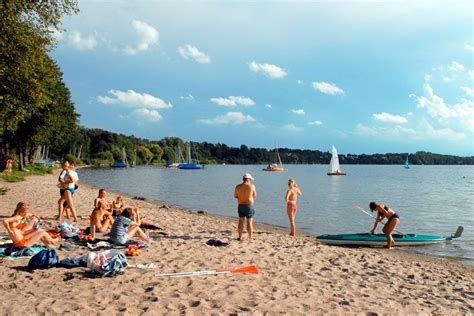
[238,204,255,218]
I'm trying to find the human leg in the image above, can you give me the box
[247,217,254,241]
[237,217,245,241]
[64,190,78,223]
[24,230,58,248]
[128,225,148,242]
[287,205,296,236]
[383,218,399,249]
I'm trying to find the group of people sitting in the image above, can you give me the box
[89,189,150,245]
[3,188,150,250]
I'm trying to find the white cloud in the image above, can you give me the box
[291,109,305,115]
[308,120,323,126]
[282,124,303,132]
[132,108,162,122]
[123,20,158,55]
[411,83,474,131]
[249,61,287,79]
[97,90,173,110]
[210,96,255,107]
[373,112,408,124]
[464,44,474,52]
[199,112,256,125]
[312,82,345,95]
[178,44,211,64]
[442,76,452,82]
[461,86,474,97]
[424,74,432,82]
[469,70,474,79]
[297,80,304,85]
[355,121,465,142]
[180,94,194,101]
[265,104,272,109]
[448,61,465,72]
[68,31,97,50]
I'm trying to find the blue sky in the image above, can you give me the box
[51,0,473,155]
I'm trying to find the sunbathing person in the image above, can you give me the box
[3,202,59,248]
[111,196,124,217]
[109,208,149,245]
[90,200,114,233]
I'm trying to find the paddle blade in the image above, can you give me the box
[453,226,464,239]
[217,265,258,274]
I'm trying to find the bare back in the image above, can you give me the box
[234,182,256,205]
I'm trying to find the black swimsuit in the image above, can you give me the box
[378,205,399,223]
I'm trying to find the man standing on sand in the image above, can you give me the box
[234,173,257,241]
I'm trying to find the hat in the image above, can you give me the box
[243,173,254,181]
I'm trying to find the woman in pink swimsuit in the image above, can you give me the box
[285,179,302,237]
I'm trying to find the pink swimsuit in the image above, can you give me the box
[287,200,297,212]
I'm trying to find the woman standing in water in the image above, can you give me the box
[285,179,302,237]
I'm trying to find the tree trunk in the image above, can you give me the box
[18,144,24,171]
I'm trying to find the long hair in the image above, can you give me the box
[13,202,27,216]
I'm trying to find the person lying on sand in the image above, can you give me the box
[90,200,114,233]
[109,208,149,245]
[234,173,257,241]
[369,201,400,249]
[285,179,302,237]
[3,202,59,248]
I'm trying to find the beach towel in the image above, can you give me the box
[0,246,43,258]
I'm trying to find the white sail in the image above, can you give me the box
[328,145,341,173]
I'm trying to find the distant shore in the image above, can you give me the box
[0,172,473,314]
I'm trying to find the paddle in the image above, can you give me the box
[155,265,259,278]
[352,204,404,234]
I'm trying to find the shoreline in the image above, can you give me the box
[78,166,471,267]
[0,172,473,314]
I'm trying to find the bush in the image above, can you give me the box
[26,164,48,175]
[65,154,78,164]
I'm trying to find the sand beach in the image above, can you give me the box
[0,172,473,315]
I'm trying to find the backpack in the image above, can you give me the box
[27,249,58,269]
[87,249,128,277]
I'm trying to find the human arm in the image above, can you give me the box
[370,213,383,234]
[252,185,257,199]
[285,190,290,203]
[234,186,238,199]
[3,215,20,235]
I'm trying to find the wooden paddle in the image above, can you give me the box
[156,265,259,278]
[352,204,404,234]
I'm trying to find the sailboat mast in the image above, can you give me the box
[187,143,192,163]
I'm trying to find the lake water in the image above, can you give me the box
[78,165,474,264]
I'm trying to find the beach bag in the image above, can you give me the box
[87,249,128,277]
[27,249,58,269]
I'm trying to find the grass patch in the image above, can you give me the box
[0,187,9,195]
[0,174,25,182]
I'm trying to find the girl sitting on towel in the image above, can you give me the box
[3,202,59,248]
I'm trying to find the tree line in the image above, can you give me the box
[1,1,472,170]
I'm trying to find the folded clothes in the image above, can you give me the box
[0,246,43,258]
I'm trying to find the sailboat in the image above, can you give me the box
[404,155,410,169]
[262,147,286,172]
[178,142,203,169]
[111,147,128,168]
[327,145,346,176]
[166,145,184,168]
